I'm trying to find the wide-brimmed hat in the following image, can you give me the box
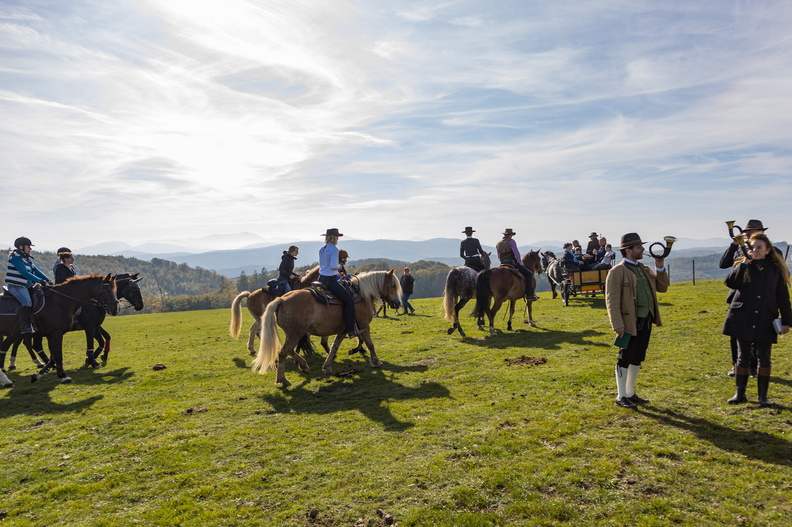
[744,219,767,232]
[503,228,516,236]
[619,233,646,250]
[462,227,475,233]
[320,228,343,237]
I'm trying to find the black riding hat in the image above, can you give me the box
[14,236,33,248]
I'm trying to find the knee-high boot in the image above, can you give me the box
[757,367,772,407]
[728,366,749,404]
[18,306,34,335]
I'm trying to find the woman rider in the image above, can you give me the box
[54,249,77,284]
[277,245,300,294]
[318,228,357,338]
[6,237,51,334]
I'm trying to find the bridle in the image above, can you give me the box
[44,279,118,314]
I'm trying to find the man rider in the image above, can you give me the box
[460,227,487,272]
[495,228,538,301]
[6,237,51,334]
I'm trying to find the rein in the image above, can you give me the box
[44,281,115,313]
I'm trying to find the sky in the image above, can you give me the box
[1,0,791,253]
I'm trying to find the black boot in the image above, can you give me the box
[757,368,772,407]
[728,367,749,404]
[18,307,34,335]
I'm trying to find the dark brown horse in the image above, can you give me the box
[472,250,543,336]
[230,266,320,355]
[252,270,401,387]
[0,274,119,384]
[442,252,491,337]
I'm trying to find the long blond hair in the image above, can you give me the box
[737,233,790,285]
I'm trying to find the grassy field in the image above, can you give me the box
[1,279,791,526]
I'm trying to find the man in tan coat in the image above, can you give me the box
[605,233,669,408]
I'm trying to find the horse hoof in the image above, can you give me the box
[7,365,16,371]
[447,327,455,335]
[372,361,383,368]
[60,377,73,384]
[31,374,39,383]
[277,379,292,388]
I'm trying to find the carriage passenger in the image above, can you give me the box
[54,249,77,284]
[573,246,587,268]
[562,243,581,270]
[594,243,615,270]
[318,229,358,338]
[6,237,51,334]
[277,245,300,294]
[460,227,487,272]
[585,232,600,255]
[495,228,538,301]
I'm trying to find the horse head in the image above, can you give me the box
[115,273,145,311]
[523,250,543,275]
[99,273,121,316]
[540,251,556,270]
[482,251,492,270]
[381,269,402,309]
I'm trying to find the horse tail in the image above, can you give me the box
[229,291,251,340]
[296,335,315,357]
[472,270,492,319]
[442,269,459,322]
[252,297,283,374]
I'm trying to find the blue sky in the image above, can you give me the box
[1,0,791,252]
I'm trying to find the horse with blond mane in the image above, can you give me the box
[252,270,401,387]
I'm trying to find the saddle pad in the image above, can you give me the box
[307,285,362,305]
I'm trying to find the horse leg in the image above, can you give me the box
[52,333,71,383]
[322,333,345,376]
[0,367,12,388]
[32,336,48,367]
[507,299,516,331]
[94,326,111,362]
[524,300,537,327]
[321,336,331,354]
[453,298,468,337]
[488,301,502,336]
[276,335,302,388]
[84,327,100,369]
[0,335,10,371]
[247,320,259,356]
[358,329,382,368]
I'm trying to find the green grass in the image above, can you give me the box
[1,279,791,526]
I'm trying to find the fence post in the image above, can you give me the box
[692,259,696,285]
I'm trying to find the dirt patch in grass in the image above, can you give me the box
[504,356,547,366]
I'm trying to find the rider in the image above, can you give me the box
[460,227,487,272]
[318,228,357,338]
[495,228,538,301]
[54,249,77,284]
[277,245,300,294]
[6,237,51,334]
[338,250,350,279]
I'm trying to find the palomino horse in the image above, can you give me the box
[442,252,491,337]
[472,251,543,336]
[230,266,320,355]
[541,251,565,299]
[252,270,402,387]
[0,275,119,384]
[0,273,143,371]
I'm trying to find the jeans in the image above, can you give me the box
[7,284,32,307]
[401,294,414,313]
[319,275,355,334]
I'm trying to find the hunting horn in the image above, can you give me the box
[725,220,743,239]
[648,236,677,259]
[732,233,752,260]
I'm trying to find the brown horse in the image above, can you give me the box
[0,275,119,384]
[252,270,402,387]
[472,250,543,336]
[229,266,320,355]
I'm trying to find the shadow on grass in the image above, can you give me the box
[258,361,451,431]
[640,407,792,467]
[458,327,610,351]
[560,297,608,310]
[0,366,132,418]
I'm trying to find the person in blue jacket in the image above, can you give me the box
[6,237,51,334]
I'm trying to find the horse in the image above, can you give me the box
[472,250,543,336]
[541,251,565,299]
[0,274,119,384]
[252,270,402,387]
[79,273,144,367]
[0,273,143,371]
[230,266,320,355]
[442,252,491,337]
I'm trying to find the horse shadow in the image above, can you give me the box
[258,362,450,431]
[559,297,607,310]
[639,407,792,467]
[460,327,611,352]
[0,366,134,419]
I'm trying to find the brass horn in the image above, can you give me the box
[648,236,677,259]
[732,234,752,260]
[725,220,743,239]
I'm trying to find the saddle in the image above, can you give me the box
[497,264,524,279]
[308,281,362,305]
[0,285,46,317]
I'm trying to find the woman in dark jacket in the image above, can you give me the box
[722,233,791,406]
[54,250,77,284]
[277,246,299,293]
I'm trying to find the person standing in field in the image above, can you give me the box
[605,233,669,409]
[722,232,791,406]
[400,267,415,314]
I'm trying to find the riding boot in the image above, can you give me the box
[18,306,34,335]
[757,367,772,407]
[727,367,749,404]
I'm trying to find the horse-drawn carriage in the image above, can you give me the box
[559,267,609,306]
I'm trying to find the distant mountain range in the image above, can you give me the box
[72,236,788,278]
